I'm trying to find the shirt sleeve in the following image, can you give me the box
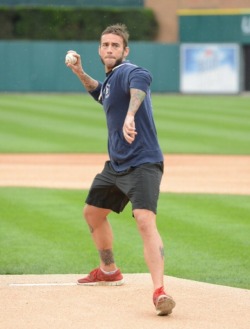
[88,82,102,103]
[128,68,152,93]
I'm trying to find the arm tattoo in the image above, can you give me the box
[98,249,115,266]
[128,88,146,115]
[160,246,165,260]
[78,71,99,92]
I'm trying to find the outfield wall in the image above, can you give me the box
[0,41,179,93]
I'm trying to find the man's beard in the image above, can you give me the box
[100,56,124,70]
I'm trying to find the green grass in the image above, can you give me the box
[153,95,250,154]
[0,187,249,289]
[0,93,250,154]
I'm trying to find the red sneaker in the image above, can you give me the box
[153,286,176,316]
[77,268,124,286]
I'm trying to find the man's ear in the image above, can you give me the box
[124,47,130,57]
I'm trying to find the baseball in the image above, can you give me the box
[65,53,77,65]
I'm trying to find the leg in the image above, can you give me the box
[117,163,165,288]
[133,209,165,290]
[83,204,117,272]
[78,163,125,285]
[134,208,175,315]
[78,204,124,286]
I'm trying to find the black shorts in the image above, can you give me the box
[85,161,163,214]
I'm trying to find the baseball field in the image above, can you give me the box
[0,94,250,329]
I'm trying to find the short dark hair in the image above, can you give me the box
[101,24,129,48]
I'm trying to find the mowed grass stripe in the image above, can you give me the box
[0,187,249,288]
[0,188,90,273]
[154,97,250,132]
[0,95,107,152]
[153,96,250,154]
[0,94,250,154]
[154,96,250,126]
[0,125,106,153]
[0,96,104,123]
[156,106,250,128]
[157,193,250,287]
[0,93,91,108]
[0,110,106,138]
[153,95,250,112]
[158,129,249,154]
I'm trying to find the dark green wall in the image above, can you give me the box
[0,41,179,92]
[179,13,250,44]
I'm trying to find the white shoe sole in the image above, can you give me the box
[156,295,176,316]
[77,278,125,286]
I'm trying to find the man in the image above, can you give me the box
[66,23,175,316]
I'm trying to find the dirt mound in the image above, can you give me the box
[1,274,249,329]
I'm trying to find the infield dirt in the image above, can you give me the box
[0,154,250,194]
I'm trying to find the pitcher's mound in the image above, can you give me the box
[1,274,249,329]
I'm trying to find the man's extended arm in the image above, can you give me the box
[123,88,146,144]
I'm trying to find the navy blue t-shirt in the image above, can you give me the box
[89,61,163,172]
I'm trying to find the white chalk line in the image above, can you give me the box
[9,282,77,287]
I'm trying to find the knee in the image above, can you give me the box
[83,205,111,223]
[83,205,91,222]
[134,210,157,236]
[137,220,150,237]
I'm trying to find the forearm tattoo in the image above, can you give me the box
[160,246,165,260]
[128,88,146,115]
[98,249,115,266]
[79,72,98,92]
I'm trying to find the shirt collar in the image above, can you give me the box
[105,60,130,76]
